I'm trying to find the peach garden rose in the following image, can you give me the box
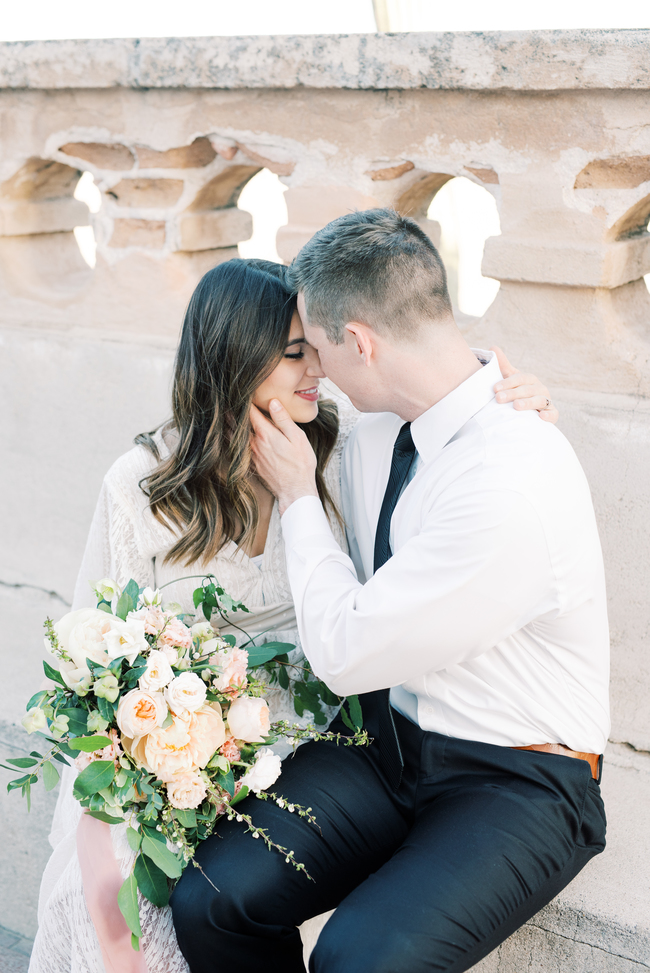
[116,688,168,739]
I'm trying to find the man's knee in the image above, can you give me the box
[311,911,440,973]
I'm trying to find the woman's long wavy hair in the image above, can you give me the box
[136,258,340,566]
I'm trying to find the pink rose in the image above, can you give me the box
[166,771,208,810]
[159,617,193,652]
[130,704,225,782]
[209,646,248,697]
[220,734,241,763]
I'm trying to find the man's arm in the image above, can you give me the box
[280,488,556,696]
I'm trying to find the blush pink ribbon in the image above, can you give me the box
[77,813,149,973]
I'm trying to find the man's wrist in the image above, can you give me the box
[278,484,319,517]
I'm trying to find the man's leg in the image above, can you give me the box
[170,733,413,973]
[312,742,607,973]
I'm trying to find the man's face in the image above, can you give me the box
[297,292,379,412]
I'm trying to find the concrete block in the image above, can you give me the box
[109,178,184,208]
[179,207,252,251]
[135,137,216,169]
[483,235,650,288]
[0,198,89,236]
[109,218,166,248]
[59,141,135,170]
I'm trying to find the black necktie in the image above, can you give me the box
[362,421,417,789]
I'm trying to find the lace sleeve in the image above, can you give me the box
[72,463,156,610]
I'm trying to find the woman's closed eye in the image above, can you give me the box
[284,350,305,360]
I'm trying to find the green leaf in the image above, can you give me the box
[278,666,290,690]
[339,705,355,732]
[173,808,196,828]
[229,784,249,806]
[6,757,38,768]
[6,773,38,790]
[219,769,235,798]
[97,601,113,614]
[42,760,60,791]
[293,696,305,717]
[124,579,140,604]
[134,852,170,907]
[346,695,363,730]
[60,707,88,736]
[117,873,142,938]
[142,824,166,844]
[161,711,174,730]
[72,760,115,799]
[85,809,124,824]
[52,752,71,766]
[96,695,115,722]
[26,690,50,712]
[126,827,143,852]
[222,634,236,647]
[193,587,204,609]
[24,781,32,812]
[115,591,135,621]
[246,643,294,668]
[42,660,67,687]
[141,835,183,879]
[68,735,113,753]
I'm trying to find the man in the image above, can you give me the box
[172,209,608,973]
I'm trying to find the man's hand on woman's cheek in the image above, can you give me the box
[250,401,319,515]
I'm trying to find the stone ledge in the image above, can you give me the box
[0,30,650,92]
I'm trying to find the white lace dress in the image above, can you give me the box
[29,397,359,973]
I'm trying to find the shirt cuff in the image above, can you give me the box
[280,495,337,550]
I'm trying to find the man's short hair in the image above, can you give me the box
[286,208,453,344]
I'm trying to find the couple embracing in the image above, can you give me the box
[31,209,608,973]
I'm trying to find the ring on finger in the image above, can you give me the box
[544,397,552,410]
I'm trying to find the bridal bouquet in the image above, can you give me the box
[4,577,366,949]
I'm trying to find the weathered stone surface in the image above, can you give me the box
[108,177,184,208]
[135,136,216,169]
[1,158,80,201]
[109,218,166,248]
[1,32,650,91]
[575,156,650,190]
[187,165,261,211]
[0,198,88,236]
[59,142,135,170]
[179,208,252,251]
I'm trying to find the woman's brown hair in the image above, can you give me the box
[136,258,340,566]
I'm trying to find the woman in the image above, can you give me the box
[29,258,558,973]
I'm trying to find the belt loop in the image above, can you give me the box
[597,753,603,785]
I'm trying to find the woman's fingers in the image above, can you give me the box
[495,382,538,403]
[490,346,516,378]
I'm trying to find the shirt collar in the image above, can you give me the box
[410,349,502,464]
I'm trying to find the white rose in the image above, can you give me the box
[53,608,145,690]
[102,617,148,662]
[227,696,270,743]
[116,689,168,739]
[164,672,207,715]
[240,748,282,794]
[139,650,174,692]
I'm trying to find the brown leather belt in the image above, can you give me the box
[512,743,602,782]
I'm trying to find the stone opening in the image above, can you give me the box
[427,176,501,320]
[237,169,288,264]
[73,171,100,268]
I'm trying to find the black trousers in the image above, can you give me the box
[171,709,606,973]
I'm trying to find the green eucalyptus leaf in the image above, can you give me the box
[26,690,51,712]
[219,769,235,798]
[117,873,142,938]
[84,810,124,825]
[134,852,170,907]
[193,587,204,609]
[126,827,143,852]
[346,695,363,730]
[229,784,249,806]
[72,760,115,799]
[68,735,113,753]
[97,601,113,614]
[51,752,71,766]
[42,661,67,687]
[141,835,183,879]
[42,760,60,791]
[6,757,38,768]
[96,695,115,722]
[173,808,196,828]
[246,645,288,668]
[59,707,88,736]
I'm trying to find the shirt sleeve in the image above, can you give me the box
[280,486,556,696]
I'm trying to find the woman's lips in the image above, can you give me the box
[295,386,319,402]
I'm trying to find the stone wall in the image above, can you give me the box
[0,30,648,964]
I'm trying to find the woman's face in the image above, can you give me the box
[252,311,325,423]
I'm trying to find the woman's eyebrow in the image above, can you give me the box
[286,337,306,347]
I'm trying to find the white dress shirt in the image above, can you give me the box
[281,351,610,754]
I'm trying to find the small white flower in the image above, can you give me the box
[164,672,207,715]
[139,650,174,693]
[191,622,216,643]
[239,748,282,795]
[140,587,162,607]
[91,578,121,602]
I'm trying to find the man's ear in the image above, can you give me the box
[345,322,376,366]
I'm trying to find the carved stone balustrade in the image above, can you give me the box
[0,31,649,969]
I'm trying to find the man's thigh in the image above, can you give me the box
[312,767,606,973]
[171,735,409,961]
